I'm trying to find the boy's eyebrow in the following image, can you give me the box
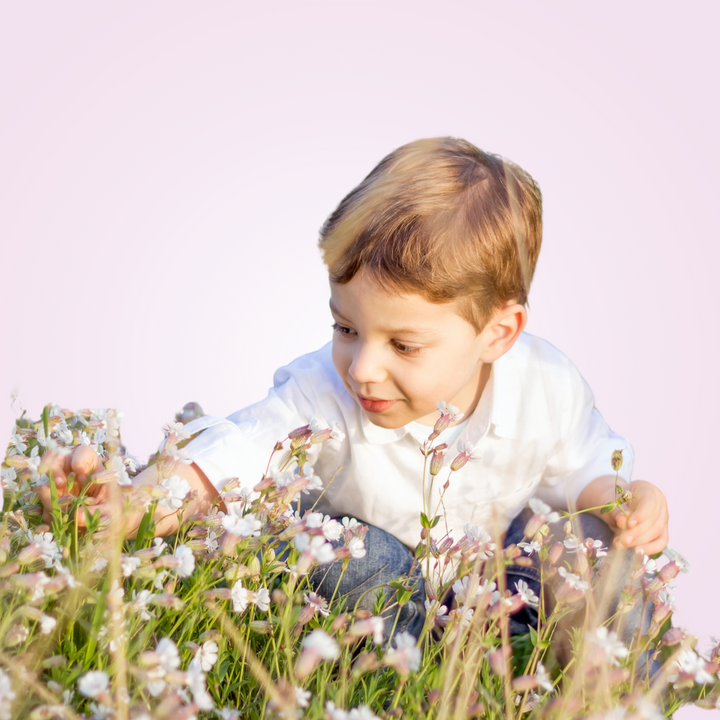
[329,301,434,337]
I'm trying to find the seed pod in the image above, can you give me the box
[611,450,624,472]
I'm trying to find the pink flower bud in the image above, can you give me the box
[548,542,564,565]
[438,538,453,555]
[433,413,452,436]
[512,675,538,691]
[429,445,447,477]
[288,425,312,441]
[652,602,673,625]
[17,544,42,565]
[450,452,470,472]
[310,428,333,444]
[563,520,572,535]
[661,627,685,646]
[0,563,20,579]
[487,647,511,676]
[658,561,680,583]
[523,514,544,539]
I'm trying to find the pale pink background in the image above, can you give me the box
[1,4,718,714]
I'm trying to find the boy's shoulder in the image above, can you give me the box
[495,331,594,435]
[272,342,353,408]
[506,331,582,376]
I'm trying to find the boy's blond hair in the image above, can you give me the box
[318,137,542,332]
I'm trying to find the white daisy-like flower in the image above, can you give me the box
[514,579,539,608]
[383,632,421,675]
[173,545,195,578]
[222,513,262,538]
[39,614,57,635]
[78,670,109,698]
[190,641,218,672]
[348,537,366,558]
[0,668,15,720]
[301,629,340,659]
[156,637,180,671]
[158,475,191,510]
[295,686,311,708]
[305,512,343,541]
[120,555,141,578]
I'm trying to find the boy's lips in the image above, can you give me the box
[356,394,398,413]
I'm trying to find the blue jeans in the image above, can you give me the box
[308,508,641,641]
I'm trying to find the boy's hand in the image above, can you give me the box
[577,476,669,556]
[37,445,108,526]
[611,479,669,555]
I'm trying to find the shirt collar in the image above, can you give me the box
[359,337,522,445]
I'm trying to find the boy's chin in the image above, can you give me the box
[363,408,431,430]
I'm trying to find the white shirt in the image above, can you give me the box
[184,332,634,549]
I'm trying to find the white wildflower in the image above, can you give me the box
[667,648,715,687]
[436,401,463,421]
[39,614,57,635]
[304,591,330,617]
[109,455,131,487]
[0,668,15,720]
[536,662,554,693]
[295,686,311,708]
[254,587,270,612]
[528,498,561,523]
[557,566,589,591]
[348,537,366,559]
[348,616,384,645]
[518,539,542,555]
[0,467,18,494]
[190,641,218,672]
[186,663,214,711]
[294,532,336,564]
[90,556,108,573]
[120,555,141,578]
[306,512,343,541]
[32,531,62,568]
[514,579,539,608]
[302,629,339,659]
[222,513,262,538]
[383,632,421,675]
[78,670,109,698]
[591,627,629,666]
[663,547,690,573]
[156,637,180,671]
[131,590,154,621]
[204,530,219,551]
[173,545,196,578]
[158,475,191,510]
[231,580,250,613]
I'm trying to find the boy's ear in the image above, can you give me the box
[478,302,527,363]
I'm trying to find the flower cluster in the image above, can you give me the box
[0,403,717,720]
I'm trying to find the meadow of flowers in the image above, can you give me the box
[1,401,719,720]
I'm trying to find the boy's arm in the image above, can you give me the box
[39,447,221,538]
[576,475,669,555]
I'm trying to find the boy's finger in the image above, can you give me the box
[627,515,668,548]
[71,445,102,476]
[636,527,670,556]
[615,511,666,549]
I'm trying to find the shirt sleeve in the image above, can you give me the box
[180,370,322,494]
[534,361,634,510]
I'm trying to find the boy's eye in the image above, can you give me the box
[391,340,422,356]
[331,322,355,336]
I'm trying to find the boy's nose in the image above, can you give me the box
[348,344,387,385]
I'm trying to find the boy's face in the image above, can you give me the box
[330,272,516,429]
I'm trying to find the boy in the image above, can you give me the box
[41,137,669,634]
